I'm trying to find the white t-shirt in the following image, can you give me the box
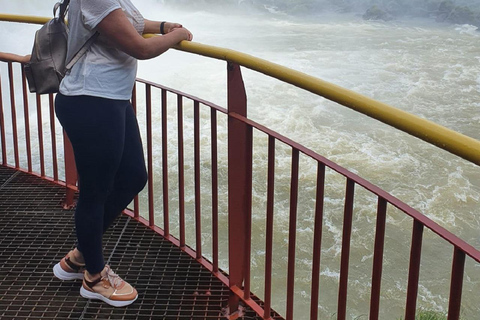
[59,0,145,100]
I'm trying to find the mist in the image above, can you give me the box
[159,0,480,27]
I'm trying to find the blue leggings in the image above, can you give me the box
[55,94,147,274]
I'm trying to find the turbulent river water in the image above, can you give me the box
[1,0,479,319]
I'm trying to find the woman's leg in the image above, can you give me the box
[102,103,147,232]
[55,94,131,274]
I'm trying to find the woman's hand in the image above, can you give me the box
[170,26,193,41]
[164,22,182,34]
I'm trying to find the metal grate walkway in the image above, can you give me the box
[0,166,273,320]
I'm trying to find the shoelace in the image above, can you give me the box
[104,265,124,289]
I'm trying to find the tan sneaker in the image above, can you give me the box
[80,265,138,307]
[53,250,85,280]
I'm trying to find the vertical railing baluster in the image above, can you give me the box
[36,94,45,177]
[286,148,300,320]
[48,94,58,181]
[227,62,249,315]
[162,89,169,235]
[244,124,253,301]
[194,101,202,259]
[310,162,326,320]
[211,108,219,273]
[405,220,424,320]
[448,248,465,320]
[264,136,275,319]
[21,66,32,172]
[131,82,139,218]
[178,95,185,248]
[146,84,154,227]
[8,63,19,168]
[369,197,388,320]
[63,131,77,209]
[0,75,6,165]
[338,178,355,320]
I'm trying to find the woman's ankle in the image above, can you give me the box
[85,270,102,281]
[72,248,85,264]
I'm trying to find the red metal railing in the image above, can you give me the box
[1,59,480,320]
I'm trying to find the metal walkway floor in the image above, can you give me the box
[0,166,272,320]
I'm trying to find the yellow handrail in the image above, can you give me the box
[2,13,480,166]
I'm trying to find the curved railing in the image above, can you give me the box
[1,13,480,320]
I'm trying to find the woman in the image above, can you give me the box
[52,0,192,307]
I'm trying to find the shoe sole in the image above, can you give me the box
[53,263,84,280]
[80,286,137,307]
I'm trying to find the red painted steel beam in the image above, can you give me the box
[227,62,250,315]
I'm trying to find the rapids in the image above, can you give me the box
[0,0,479,318]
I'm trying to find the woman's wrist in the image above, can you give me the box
[160,21,166,34]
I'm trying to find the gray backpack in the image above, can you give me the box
[24,0,97,94]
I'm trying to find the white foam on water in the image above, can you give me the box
[1,1,480,318]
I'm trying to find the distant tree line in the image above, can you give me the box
[361,0,480,27]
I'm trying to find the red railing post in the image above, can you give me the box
[0,75,6,165]
[338,178,355,320]
[310,163,326,320]
[21,66,32,172]
[146,84,155,227]
[161,89,169,233]
[178,95,186,248]
[194,101,202,259]
[35,94,45,177]
[369,197,387,320]
[211,108,219,273]
[48,93,58,181]
[131,83,140,218]
[63,132,77,209]
[227,62,251,318]
[448,248,465,320]
[8,63,19,169]
[405,220,424,320]
[286,148,300,320]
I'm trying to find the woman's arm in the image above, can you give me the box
[96,9,193,60]
[0,52,30,63]
[144,19,182,35]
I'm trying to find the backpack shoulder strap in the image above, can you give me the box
[54,0,98,72]
[65,32,99,71]
[57,0,70,22]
